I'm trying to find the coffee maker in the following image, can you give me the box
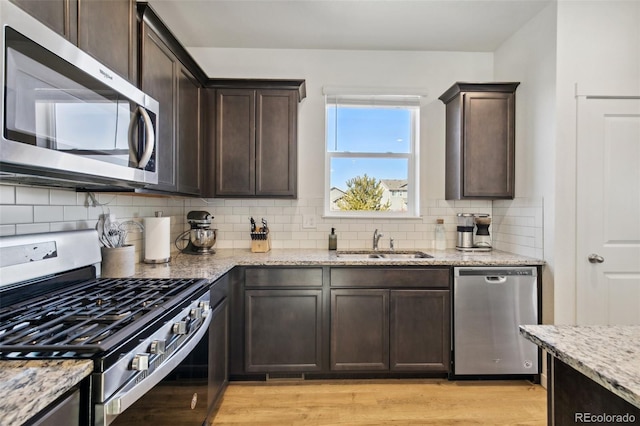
[456,213,492,251]
[456,213,475,250]
[175,210,217,255]
[473,214,492,248]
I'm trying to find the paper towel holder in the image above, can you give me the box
[143,211,171,264]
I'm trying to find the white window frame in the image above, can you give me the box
[323,90,421,218]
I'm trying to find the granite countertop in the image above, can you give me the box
[135,248,544,281]
[0,360,93,426]
[520,325,640,409]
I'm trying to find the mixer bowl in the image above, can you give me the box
[190,228,217,248]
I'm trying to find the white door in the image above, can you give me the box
[576,96,640,324]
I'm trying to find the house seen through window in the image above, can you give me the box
[324,93,420,217]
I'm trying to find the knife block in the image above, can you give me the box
[250,229,270,253]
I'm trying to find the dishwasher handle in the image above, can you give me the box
[485,276,507,284]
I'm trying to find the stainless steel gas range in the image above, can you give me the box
[0,230,215,425]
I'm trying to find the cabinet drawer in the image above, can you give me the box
[330,268,450,288]
[245,267,323,287]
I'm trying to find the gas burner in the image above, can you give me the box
[0,276,208,356]
[67,325,112,345]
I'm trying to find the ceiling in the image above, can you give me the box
[147,0,552,52]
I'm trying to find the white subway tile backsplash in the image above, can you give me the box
[34,206,64,223]
[50,222,78,232]
[0,225,16,236]
[0,185,544,260]
[0,205,33,224]
[0,185,16,204]
[16,223,50,234]
[63,206,88,221]
[16,187,50,205]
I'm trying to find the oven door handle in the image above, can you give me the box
[98,308,212,425]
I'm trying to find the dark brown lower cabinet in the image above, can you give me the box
[245,289,322,372]
[231,266,452,378]
[550,356,640,426]
[330,289,450,373]
[390,290,450,371]
[330,289,390,371]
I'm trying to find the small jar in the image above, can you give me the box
[435,219,446,250]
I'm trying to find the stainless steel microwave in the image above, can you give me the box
[0,0,159,189]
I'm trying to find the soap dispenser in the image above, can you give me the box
[328,228,337,250]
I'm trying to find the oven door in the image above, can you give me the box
[107,330,212,426]
[96,297,213,426]
[106,300,228,426]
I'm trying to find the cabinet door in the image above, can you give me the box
[390,290,450,372]
[177,67,201,195]
[10,0,77,43]
[330,289,389,371]
[462,91,515,198]
[140,25,177,192]
[78,0,135,81]
[215,89,256,196]
[255,90,297,197]
[245,289,322,372]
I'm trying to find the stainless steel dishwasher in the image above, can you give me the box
[453,266,539,376]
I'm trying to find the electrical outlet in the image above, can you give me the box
[302,214,316,229]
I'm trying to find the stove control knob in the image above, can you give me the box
[199,301,210,317]
[190,307,203,320]
[173,321,187,335]
[150,339,166,355]
[132,353,149,371]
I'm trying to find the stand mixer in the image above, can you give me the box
[175,211,217,255]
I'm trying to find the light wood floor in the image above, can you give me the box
[212,379,547,425]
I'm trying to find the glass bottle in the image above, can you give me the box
[435,218,446,250]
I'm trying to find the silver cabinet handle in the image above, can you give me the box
[588,254,605,263]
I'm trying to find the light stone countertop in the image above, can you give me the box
[0,360,93,426]
[134,248,545,281]
[520,325,640,409]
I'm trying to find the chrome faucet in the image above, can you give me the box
[373,229,383,250]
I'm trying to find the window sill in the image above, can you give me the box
[322,213,423,220]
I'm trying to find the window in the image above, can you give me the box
[324,93,420,217]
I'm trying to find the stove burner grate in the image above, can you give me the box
[0,277,208,357]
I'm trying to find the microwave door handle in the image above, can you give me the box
[128,107,140,167]
[127,106,155,169]
[137,107,155,169]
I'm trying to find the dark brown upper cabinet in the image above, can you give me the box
[11,0,136,82]
[439,82,519,200]
[138,3,207,196]
[204,80,306,199]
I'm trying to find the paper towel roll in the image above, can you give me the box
[144,216,171,263]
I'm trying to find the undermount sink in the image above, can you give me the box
[336,250,433,259]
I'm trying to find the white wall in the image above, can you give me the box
[493,3,557,323]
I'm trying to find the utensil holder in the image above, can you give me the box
[101,245,136,277]
[250,230,270,253]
